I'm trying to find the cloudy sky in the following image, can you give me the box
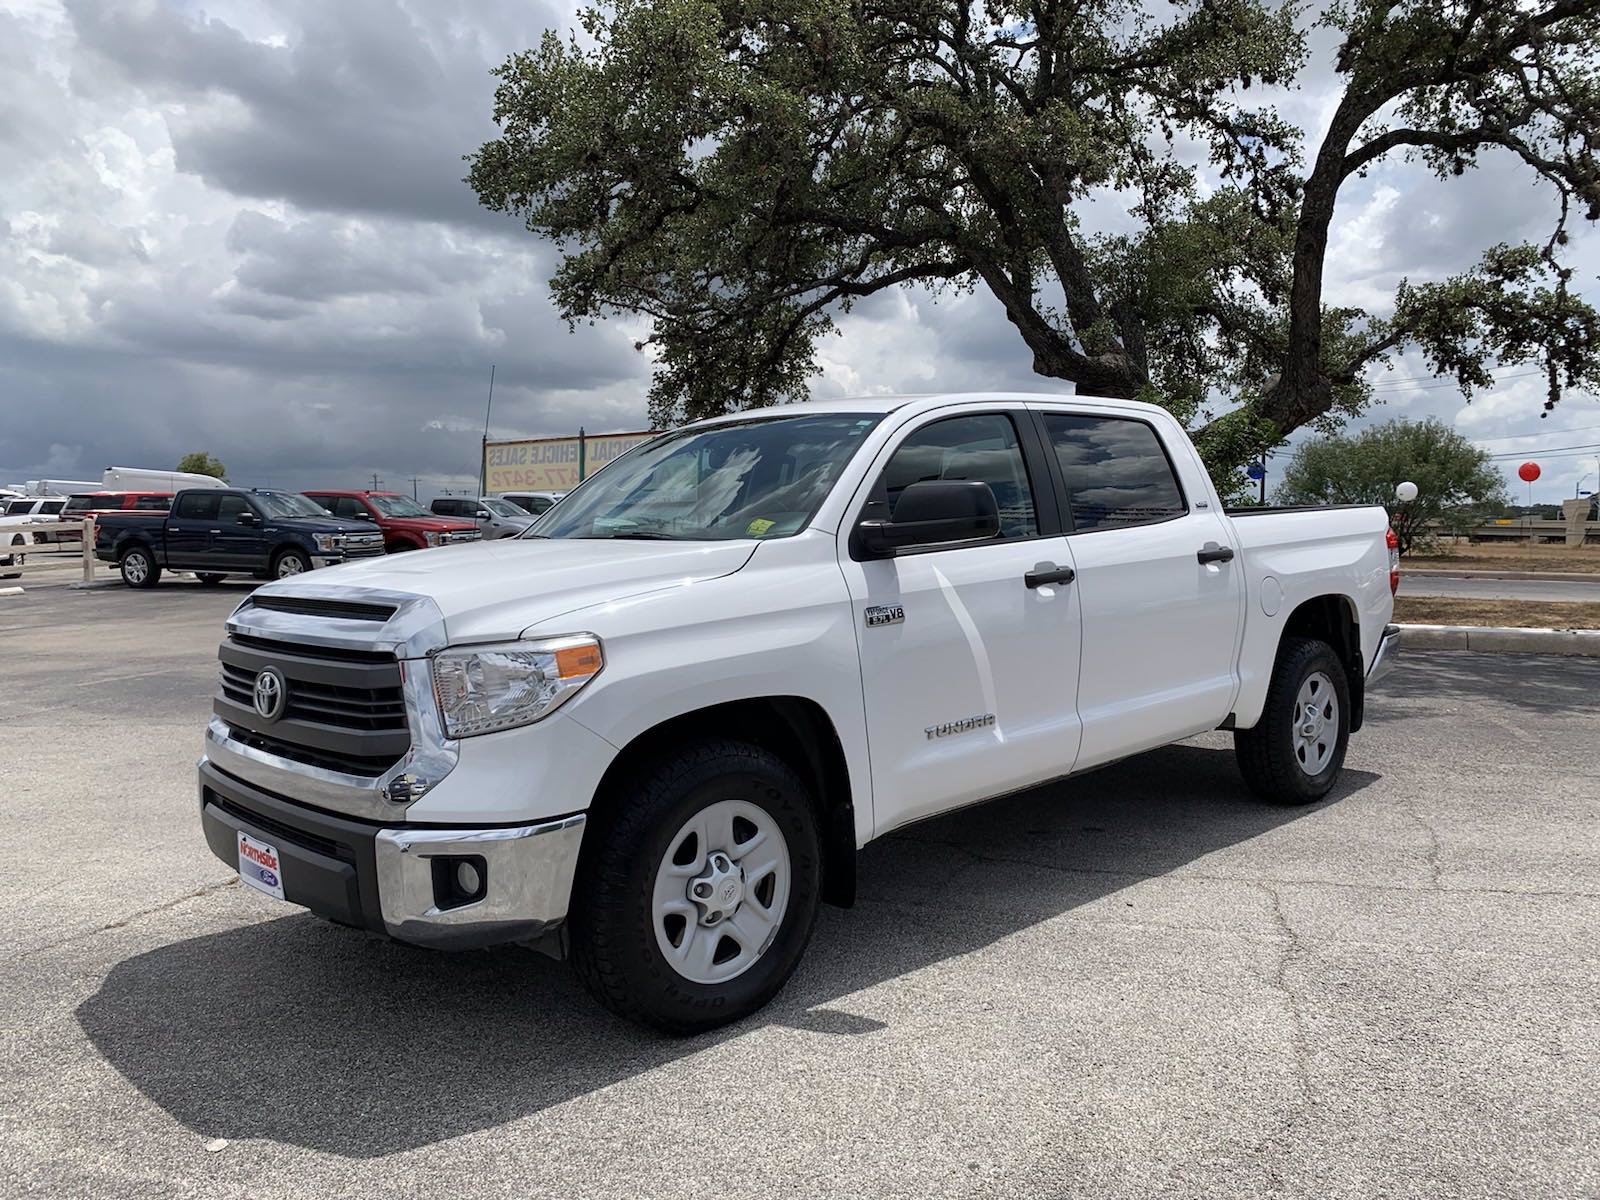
[2,0,1597,503]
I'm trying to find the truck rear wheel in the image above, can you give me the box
[570,739,822,1034]
[1234,636,1350,805]
[119,546,161,589]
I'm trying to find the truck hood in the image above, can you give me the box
[261,537,759,644]
[382,516,476,533]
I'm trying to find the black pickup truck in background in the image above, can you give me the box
[94,488,385,588]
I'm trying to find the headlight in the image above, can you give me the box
[313,533,343,552]
[431,635,604,737]
[426,532,442,546]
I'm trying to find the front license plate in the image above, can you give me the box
[237,831,286,901]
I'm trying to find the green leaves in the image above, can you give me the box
[467,0,1600,474]
[1274,418,1508,553]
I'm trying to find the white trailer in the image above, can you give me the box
[100,467,228,492]
[25,478,100,496]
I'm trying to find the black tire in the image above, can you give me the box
[119,546,161,589]
[570,739,823,1034]
[271,548,311,579]
[195,573,227,586]
[1234,636,1350,805]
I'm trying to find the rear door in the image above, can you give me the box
[165,492,220,567]
[838,407,1083,835]
[1032,405,1245,768]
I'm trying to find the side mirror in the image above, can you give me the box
[856,480,1001,559]
[474,509,492,520]
[236,510,258,526]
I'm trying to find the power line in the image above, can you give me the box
[1367,368,1545,392]
[1487,445,1600,460]
[1470,423,1600,443]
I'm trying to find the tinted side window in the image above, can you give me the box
[1042,414,1186,532]
[63,495,99,515]
[40,501,65,515]
[175,493,221,520]
[527,497,553,514]
[878,414,1038,540]
[337,497,370,520]
[134,495,171,511]
[217,495,251,523]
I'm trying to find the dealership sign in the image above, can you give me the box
[484,430,656,493]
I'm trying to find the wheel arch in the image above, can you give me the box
[1277,593,1366,732]
[586,696,857,908]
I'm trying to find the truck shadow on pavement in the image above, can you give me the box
[77,742,1378,1158]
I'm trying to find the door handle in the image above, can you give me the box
[1197,542,1235,565]
[1025,564,1076,588]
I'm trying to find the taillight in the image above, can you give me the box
[1386,526,1400,595]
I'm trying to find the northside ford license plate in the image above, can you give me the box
[237,832,286,901]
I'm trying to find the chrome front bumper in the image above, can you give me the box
[1367,623,1400,685]
[374,816,586,950]
[199,758,585,953]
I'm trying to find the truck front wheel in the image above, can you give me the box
[1234,636,1351,805]
[272,548,311,578]
[119,546,161,589]
[570,739,822,1034]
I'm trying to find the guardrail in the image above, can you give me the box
[0,518,98,586]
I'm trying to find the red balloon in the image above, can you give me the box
[1518,461,1541,482]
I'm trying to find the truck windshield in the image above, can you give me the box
[368,494,433,518]
[481,498,525,518]
[257,492,335,518]
[533,413,883,541]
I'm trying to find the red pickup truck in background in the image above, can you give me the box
[56,492,175,540]
[302,490,480,553]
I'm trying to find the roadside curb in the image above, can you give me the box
[1400,623,1600,656]
[68,579,122,590]
[1403,567,1599,583]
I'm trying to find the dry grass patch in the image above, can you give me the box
[1393,595,1600,629]
[1406,541,1600,574]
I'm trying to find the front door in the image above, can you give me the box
[1033,408,1245,768]
[165,492,219,568]
[211,494,262,570]
[838,410,1083,836]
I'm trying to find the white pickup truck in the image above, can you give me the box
[198,393,1399,1031]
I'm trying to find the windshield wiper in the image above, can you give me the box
[588,531,682,541]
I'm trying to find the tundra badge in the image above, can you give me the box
[864,604,905,628]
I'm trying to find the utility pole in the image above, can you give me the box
[370,472,382,491]
[479,364,496,497]
[409,476,421,501]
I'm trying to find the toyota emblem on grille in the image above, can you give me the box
[252,666,288,722]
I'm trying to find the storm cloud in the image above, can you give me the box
[1,0,1596,500]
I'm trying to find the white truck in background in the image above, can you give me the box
[196,393,1399,1032]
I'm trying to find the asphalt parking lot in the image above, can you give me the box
[2,585,1597,1199]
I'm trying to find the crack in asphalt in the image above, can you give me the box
[15,877,239,961]
[1401,802,1447,891]
[1243,882,1318,1178]
[885,835,1599,900]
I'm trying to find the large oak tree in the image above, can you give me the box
[468,0,1600,478]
